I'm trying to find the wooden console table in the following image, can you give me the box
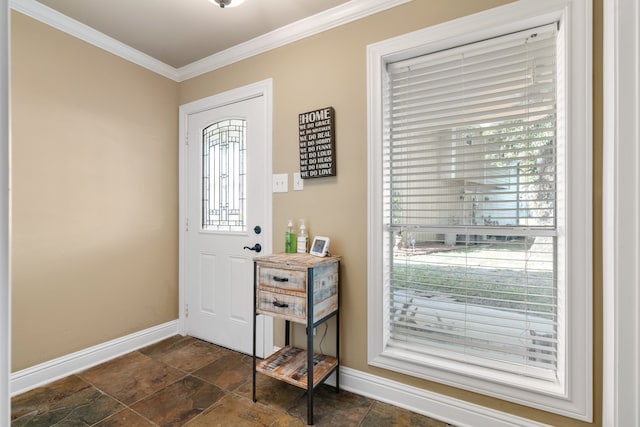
[252,253,340,425]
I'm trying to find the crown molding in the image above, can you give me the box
[9,0,179,81]
[177,0,412,81]
[9,0,412,83]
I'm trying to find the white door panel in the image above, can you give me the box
[184,93,269,355]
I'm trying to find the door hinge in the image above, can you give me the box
[185,218,189,232]
[185,304,189,318]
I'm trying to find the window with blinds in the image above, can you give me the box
[383,25,561,381]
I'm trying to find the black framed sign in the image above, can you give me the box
[298,107,336,179]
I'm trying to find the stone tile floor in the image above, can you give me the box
[11,335,453,426]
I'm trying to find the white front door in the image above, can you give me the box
[181,82,272,356]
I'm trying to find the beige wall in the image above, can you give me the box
[180,1,602,425]
[11,0,603,425]
[11,12,179,370]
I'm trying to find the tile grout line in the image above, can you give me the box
[70,373,151,427]
[13,337,454,426]
[76,369,159,427]
[357,399,377,427]
[78,350,192,427]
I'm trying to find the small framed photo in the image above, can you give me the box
[309,236,330,257]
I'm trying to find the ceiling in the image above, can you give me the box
[34,0,352,69]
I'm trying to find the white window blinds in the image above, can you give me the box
[384,24,560,381]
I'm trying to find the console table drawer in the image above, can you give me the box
[257,265,306,292]
[257,289,306,322]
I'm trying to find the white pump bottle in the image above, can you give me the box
[297,219,308,253]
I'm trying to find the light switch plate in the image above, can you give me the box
[293,172,304,191]
[272,173,288,193]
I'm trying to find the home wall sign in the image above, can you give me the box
[298,107,336,179]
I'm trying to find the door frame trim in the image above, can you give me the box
[178,79,274,356]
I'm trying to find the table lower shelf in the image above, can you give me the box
[256,346,338,390]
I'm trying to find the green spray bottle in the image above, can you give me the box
[285,219,297,253]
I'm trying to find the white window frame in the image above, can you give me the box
[603,0,640,425]
[367,0,592,421]
[0,1,9,425]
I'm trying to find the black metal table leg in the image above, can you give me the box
[337,262,340,393]
[307,267,314,425]
[336,309,340,393]
[285,320,290,346]
[252,261,257,402]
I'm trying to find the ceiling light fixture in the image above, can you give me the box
[209,0,246,8]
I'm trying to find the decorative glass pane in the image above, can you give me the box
[202,119,246,232]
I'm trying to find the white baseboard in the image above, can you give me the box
[13,330,547,426]
[275,344,548,427]
[10,320,179,396]
[339,366,551,427]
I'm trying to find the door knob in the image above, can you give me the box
[243,243,262,253]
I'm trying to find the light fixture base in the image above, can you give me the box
[210,0,245,8]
